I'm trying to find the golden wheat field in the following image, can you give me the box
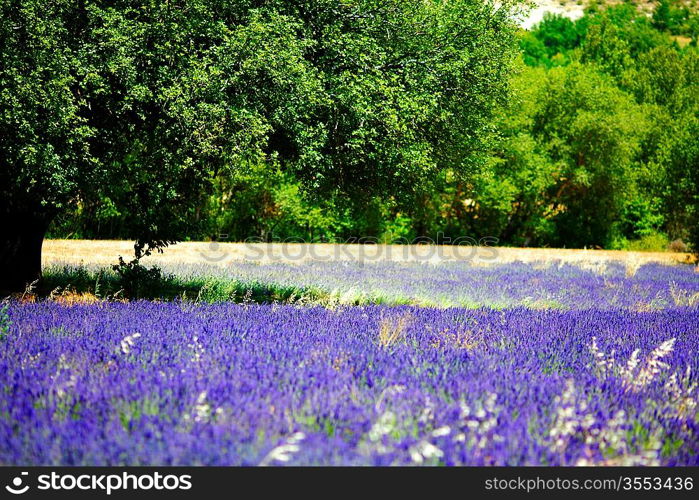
[42,239,696,268]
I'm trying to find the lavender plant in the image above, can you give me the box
[1,302,696,465]
[42,260,699,310]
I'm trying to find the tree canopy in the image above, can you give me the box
[3,1,698,292]
[1,0,520,291]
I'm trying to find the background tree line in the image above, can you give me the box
[3,1,698,295]
[1,0,518,291]
[46,1,699,253]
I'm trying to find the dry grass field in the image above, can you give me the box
[42,239,697,269]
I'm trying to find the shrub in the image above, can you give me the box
[111,257,165,299]
[626,232,670,252]
[668,239,689,253]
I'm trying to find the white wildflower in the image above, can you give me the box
[589,337,676,392]
[188,336,205,364]
[368,411,397,442]
[259,432,306,466]
[663,365,697,419]
[621,349,640,378]
[549,380,585,453]
[575,410,661,466]
[193,391,211,423]
[120,333,141,355]
[431,426,451,438]
[589,336,616,378]
[418,405,435,424]
[633,338,675,390]
[458,393,502,452]
[374,385,406,412]
[409,440,444,464]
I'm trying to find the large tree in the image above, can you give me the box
[0,0,519,292]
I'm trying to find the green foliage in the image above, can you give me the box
[202,166,355,242]
[486,3,698,250]
[10,2,699,254]
[663,116,699,254]
[465,62,651,248]
[618,198,665,239]
[40,266,340,305]
[0,304,11,341]
[2,0,519,259]
[520,13,585,67]
[611,232,671,252]
[111,257,164,299]
[653,0,699,38]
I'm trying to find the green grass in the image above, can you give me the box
[36,265,498,307]
[38,265,334,305]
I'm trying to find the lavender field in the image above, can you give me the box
[2,260,698,465]
[163,260,699,309]
[46,259,699,309]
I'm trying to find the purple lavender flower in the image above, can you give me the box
[1,300,696,465]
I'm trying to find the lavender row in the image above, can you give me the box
[157,260,699,309]
[1,301,696,465]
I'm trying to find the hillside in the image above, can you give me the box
[519,0,695,29]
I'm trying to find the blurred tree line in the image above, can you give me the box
[48,1,699,252]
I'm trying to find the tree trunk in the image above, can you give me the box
[0,213,51,295]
